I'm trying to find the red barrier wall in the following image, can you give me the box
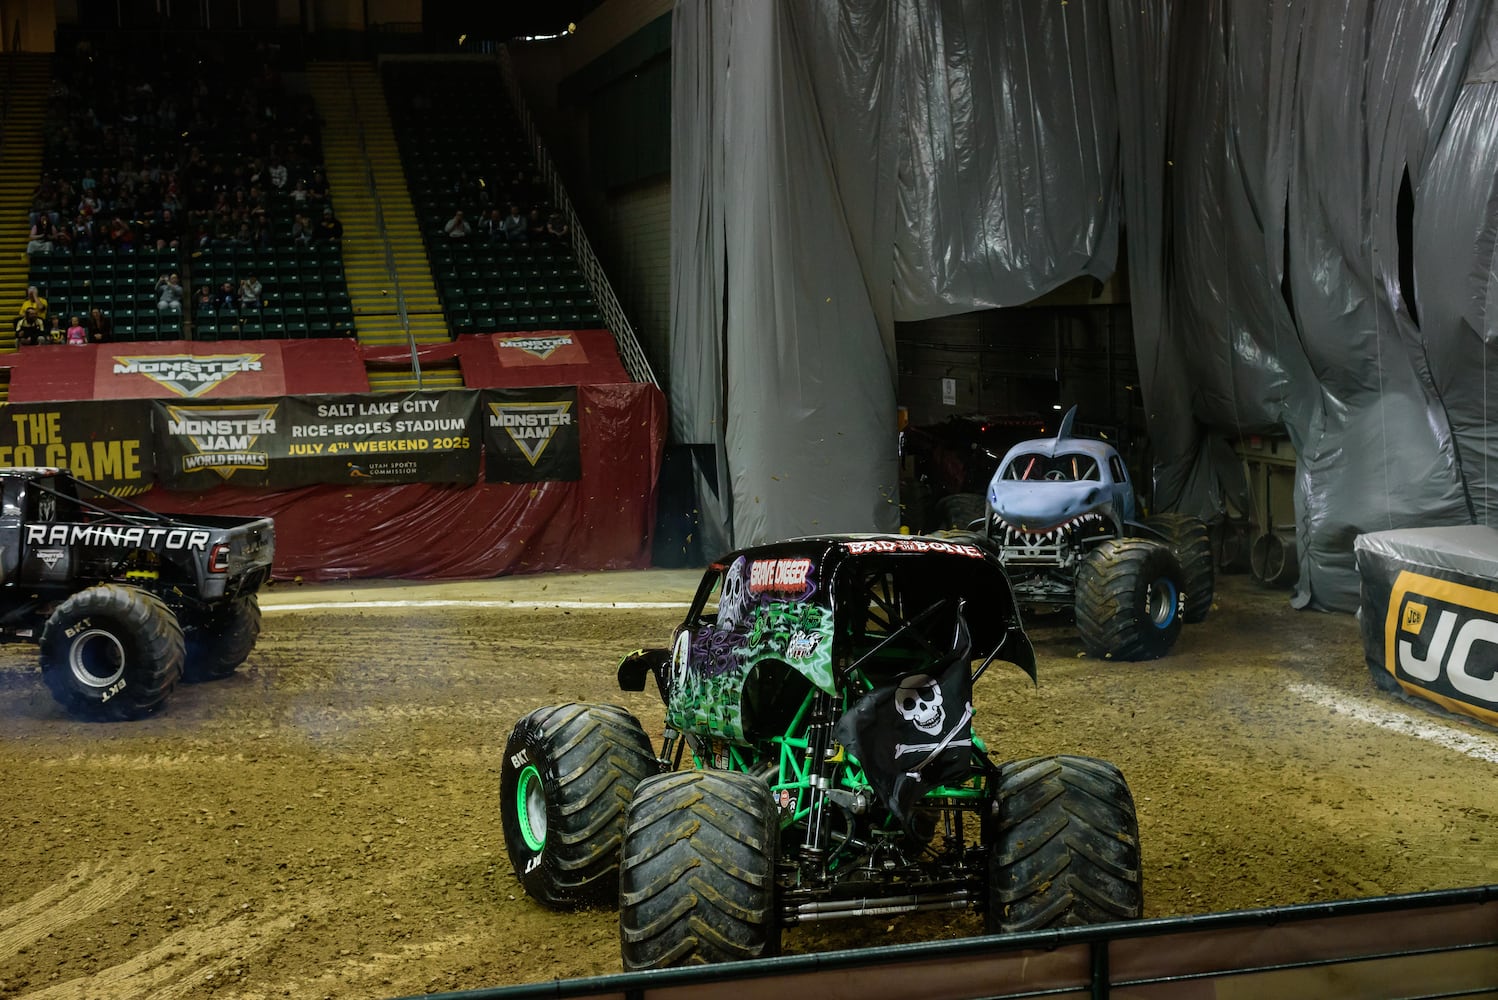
[1,333,666,581]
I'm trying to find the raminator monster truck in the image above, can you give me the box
[499,535,1142,970]
[963,407,1214,661]
[0,467,274,720]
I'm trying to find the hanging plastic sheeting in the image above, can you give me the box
[672,0,903,550]
[1114,0,1484,611]
[1418,13,1498,530]
[673,0,1498,609]
[669,0,1125,552]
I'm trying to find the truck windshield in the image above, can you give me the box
[1001,453,1101,483]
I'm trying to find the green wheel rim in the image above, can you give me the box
[516,764,547,852]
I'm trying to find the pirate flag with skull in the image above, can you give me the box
[833,618,975,831]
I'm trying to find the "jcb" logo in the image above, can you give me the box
[1386,571,1498,725]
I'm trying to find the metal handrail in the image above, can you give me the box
[395,883,1498,1000]
[341,62,421,387]
[494,46,659,387]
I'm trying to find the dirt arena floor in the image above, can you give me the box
[1,569,1496,1000]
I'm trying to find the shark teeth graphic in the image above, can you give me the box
[994,510,1110,550]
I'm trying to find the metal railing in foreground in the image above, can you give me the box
[395,884,1498,1000]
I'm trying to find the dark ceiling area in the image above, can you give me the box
[422,1,601,42]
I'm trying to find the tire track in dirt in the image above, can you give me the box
[235,932,474,1000]
[17,910,292,1000]
[14,857,447,1000]
[0,862,141,964]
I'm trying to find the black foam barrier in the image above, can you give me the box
[1356,526,1498,729]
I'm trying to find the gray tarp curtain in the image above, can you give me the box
[670,0,1498,612]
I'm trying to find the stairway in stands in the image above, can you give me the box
[0,54,50,369]
[306,62,460,392]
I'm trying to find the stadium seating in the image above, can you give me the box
[23,36,356,344]
[382,61,605,335]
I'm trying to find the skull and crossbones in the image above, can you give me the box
[893,673,973,766]
[894,674,945,734]
[717,556,750,632]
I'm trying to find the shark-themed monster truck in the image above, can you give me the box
[965,407,1213,660]
[499,535,1143,969]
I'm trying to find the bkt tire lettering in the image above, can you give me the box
[65,619,92,639]
[509,749,529,770]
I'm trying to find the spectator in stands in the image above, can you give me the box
[66,315,87,345]
[194,284,215,316]
[27,215,56,256]
[216,280,239,315]
[444,210,473,241]
[155,208,181,249]
[86,307,111,343]
[316,206,343,241]
[17,286,48,321]
[45,316,66,345]
[289,178,310,208]
[239,275,263,311]
[291,212,312,246]
[501,204,528,244]
[479,208,504,243]
[546,210,569,244]
[70,214,94,252]
[108,216,135,251]
[156,272,185,312]
[267,155,288,192]
[527,209,547,244]
[14,307,45,347]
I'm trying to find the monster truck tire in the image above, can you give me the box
[1075,539,1184,661]
[1145,513,1215,623]
[934,492,986,531]
[620,770,780,970]
[499,703,658,910]
[39,584,184,721]
[986,755,1142,933]
[182,596,262,681]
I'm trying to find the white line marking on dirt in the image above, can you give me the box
[262,598,691,613]
[1288,681,1498,764]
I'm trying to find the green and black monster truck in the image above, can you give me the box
[499,534,1142,969]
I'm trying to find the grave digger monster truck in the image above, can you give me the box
[0,468,274,720]
[499,535,1143,970]
[961,406,1214,661]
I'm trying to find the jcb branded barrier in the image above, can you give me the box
[1357,526,1498,728]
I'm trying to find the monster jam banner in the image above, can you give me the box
[1355,527,1498,730]
[153,391,481,490]
[834,623,975,831]
[481,387,582,482]
[98,347,288,399]
[492,333,589,368]
[0,400,155,495]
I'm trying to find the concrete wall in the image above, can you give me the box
[598,179,672,389]
[896,285,1140,435]
[510,0,675,386]
[2,0,57,52]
